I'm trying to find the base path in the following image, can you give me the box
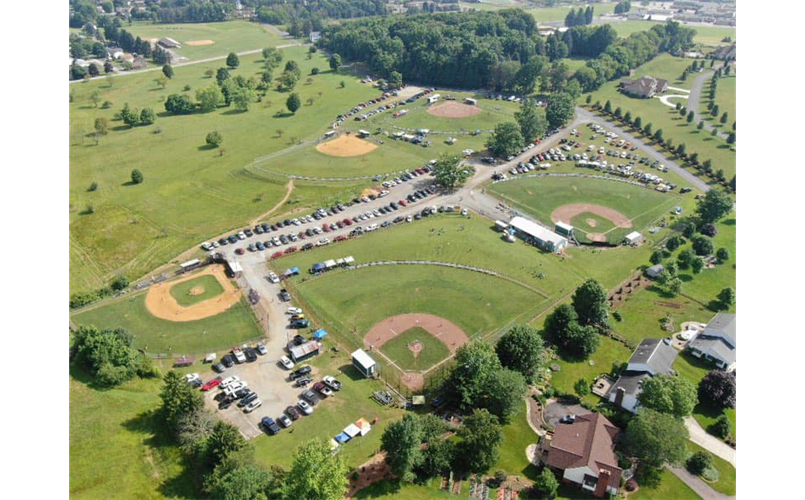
[365,313,469,355]
[550,203,632,228]
[145,264,242,322]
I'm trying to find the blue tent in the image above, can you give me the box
[314,329,328,340]
[291,267,300,275]
[335,432,351,444]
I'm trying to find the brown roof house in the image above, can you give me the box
[619,76,669,98]
[538,413,623,498]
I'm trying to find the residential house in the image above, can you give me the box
[606,338,678,413]
[538,413,622,498]
[710,44,737,62]
[106,47,123,60]
[687,312,736,371]
[646,264,665,279]
[309,31,321,43]
[619,76,669,98]
[132,56,147,69]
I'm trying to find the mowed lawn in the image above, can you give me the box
[71,291,263,354]
[70,45,380,293]
[380,327,451,371]
[169,274,225,307]
[489,176,679,243]
[629,468,701,500]
[70,367,192,500]
[686,441,736,496]
[587,54,736,181]
[125,20,285,60]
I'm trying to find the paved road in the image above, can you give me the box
[70,42,303,85]
[685,416,737,466]
[688,70,730,141]
[668,466,735,500]
[575,107,712,192]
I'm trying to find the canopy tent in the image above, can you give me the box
[344,256,355,265]
[324,259,337,268]
[411,395,425,406]
[312,262,326,272]
[335,432,351,444]
[354,418,372,436]
[343,424,361,438]
[313,329,328,340]
[290,267,300,275]
[335,258,345,266]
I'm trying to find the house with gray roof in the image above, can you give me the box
[687,312,735,371]
[605,338,678,413]
[619,76,669,99]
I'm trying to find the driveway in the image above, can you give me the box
[667,466,735,500]
[543,398,591,427]
[685,417,736,466]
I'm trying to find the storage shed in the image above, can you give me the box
[554,222,575,237]
[352,349,377,378]
[290,341,321,363]
[624,231,643,246]
[509,216,568,252]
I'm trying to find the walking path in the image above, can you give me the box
[667,466,735,500]
[684,417,736,466]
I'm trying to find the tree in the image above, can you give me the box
[154,75,168,89]
[650,250,664,265]
[282,439,349,500]
[637,374,698,418]
[329,53,342,71]
[339,80,346,88]
[687,110,694,123]
[653,128,663,143]
[710,414,732,439]
[131,168,144,184]
[286,93,301,114]
[691,235,714,256]
[486,122,524,158]
[495,324,547,383]
[483,369,528,422]
[545,93,575,129]
[88,63,100,77]
[574,378,590,397]
[623,409,688,475]
[572,278,609,329]
[139,108,156,125]
[666,235,683,252]
[643,122,653,136]
[94,117,109,135]
[162,64,174,79]
[698,370,736,409]
[456,409,503,473]
[564,322,600,358]
[164,93,194,114]
[716,247,730,262]
[633,116,642,130]
[432,153,471,189]
[531,468,560,500]
[226,52,240,69]
[697,120,705,130]
[205,457,276,500]
[515,100,548,143]
[89,89,102,108]
[206,131,223,148]
[389,70,403,89]
[104,60,114,74]
[543,304,578,342]
[262,47,283,69]
[624,110,632,123]
[204,68,215,79]
[726,132,736,145]
[696,188,733,224]
[603,100,612,114]
[206,420,247,467]
[196,85,222,112]
[71,325,151,386]
[711,104,719,117]
[447,341,502,410]
[720,111,728,124]
[718,287,735,309]
[687,451,714,476]
[691,256,704,274]
[120,103,139,127]
[232,87,256,111]
[216,67,231,85]
[380,414,422,481]
[159,371,204,435]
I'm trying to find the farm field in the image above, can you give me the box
[125,20,286,60]
[71,290,263,354]
[69,45,379,294]
[605,20,736,46]
[587,54,736,181]
[70,367,192,500]
[489,175,680,244]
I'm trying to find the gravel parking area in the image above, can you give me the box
[202,355,321,439]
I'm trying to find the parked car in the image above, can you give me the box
[238,392,259,408]
[202,377,223,391]
[244,347,258,362]
[287,307,302,315]
[295,375,313,387]
[314,381,333,398]
[297,399,313,415]
[302,390,320,405]
[279,289,291,302]
[232,347,246,363]
[323,375,342,391]
[220,376,241,389]
[280,356,295,370]
[290,365,312,380]
[256,343,268,355]
[285,406,301,421]
[212,362,226,373]
[278,414,293,428]
[262,416,281,435]
[244,399,263,413]
[221,354,235,368]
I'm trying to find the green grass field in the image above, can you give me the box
[489,175,680,243]
[706,73,736,131]
[70,366,193,500]
[379,327,452,371]
[71,290,262,354]
[125,20,285,60]
[605,20,736,46]
[686,442,736,496]
[70,45,380,294]
[630,468,701,500]
[587,54,736,182]
[168,274,225,306]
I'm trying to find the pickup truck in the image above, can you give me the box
[279,289,292,302]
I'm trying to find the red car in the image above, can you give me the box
[343,218,353,226]
[202,376,223,391]
[322,224,331,232]
[272,251,284,259]
[235,248,245,255]
[334,235,347,242]
[285,246,298,254]
[398,199,407,207]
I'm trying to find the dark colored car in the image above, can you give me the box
[294,375,313,387]
[221,354,235,368]
[285,406,301,421]
[289,365,312,380]
[302,390,320,405]
[234,388,252,400]
[212,362,226,373]
[279,289,291,302]
[261,417,281,435]
[244,347,258,362]
[218,399,233,410]
[238,392,259,408]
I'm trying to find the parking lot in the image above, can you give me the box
[201,350,329,439]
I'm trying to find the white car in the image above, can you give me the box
[237,231,246,240]
[225,381,247,394]
[406,215,413,223]
[280,356,295,370]
[317,238,330,246]
[185,373,200,384]
[244,399,262,413]
[287,307,302,315]
[220,375,240,388]
[267,272,280,284]
[232,348,246,363]
[297,399,313,415]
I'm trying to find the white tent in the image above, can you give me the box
[343,424,361,438]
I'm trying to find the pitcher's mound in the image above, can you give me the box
[409,341,423,357]
[427,101,482,118]
[316,135,377,157]
[188,286,205,296]
[186,39,215,46]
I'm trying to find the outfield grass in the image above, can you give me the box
[586,54,736,181]
[252,349,406,470]
[489,175,680,243]
[125,20,285,60]
[71,290,263,354]
[168,274,225,307]
[379,327,452,371]
[70,45,380,293]
[70,367,193,500]
[686,442,736,496]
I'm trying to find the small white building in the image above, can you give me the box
[509,216,568,252]
[624,231,642,246]
[352,349,376,378]
[309,31,321,43]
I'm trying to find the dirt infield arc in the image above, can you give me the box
[145,264,242,322]
[364,313,470,391]
[315,134,378,157]
[426,101,482,119]
[550,203,632,242]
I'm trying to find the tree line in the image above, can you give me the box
[254,0,387,37]
[564,5,594,27]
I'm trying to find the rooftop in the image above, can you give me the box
[510,216,568,247]
[545,413,622,484]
